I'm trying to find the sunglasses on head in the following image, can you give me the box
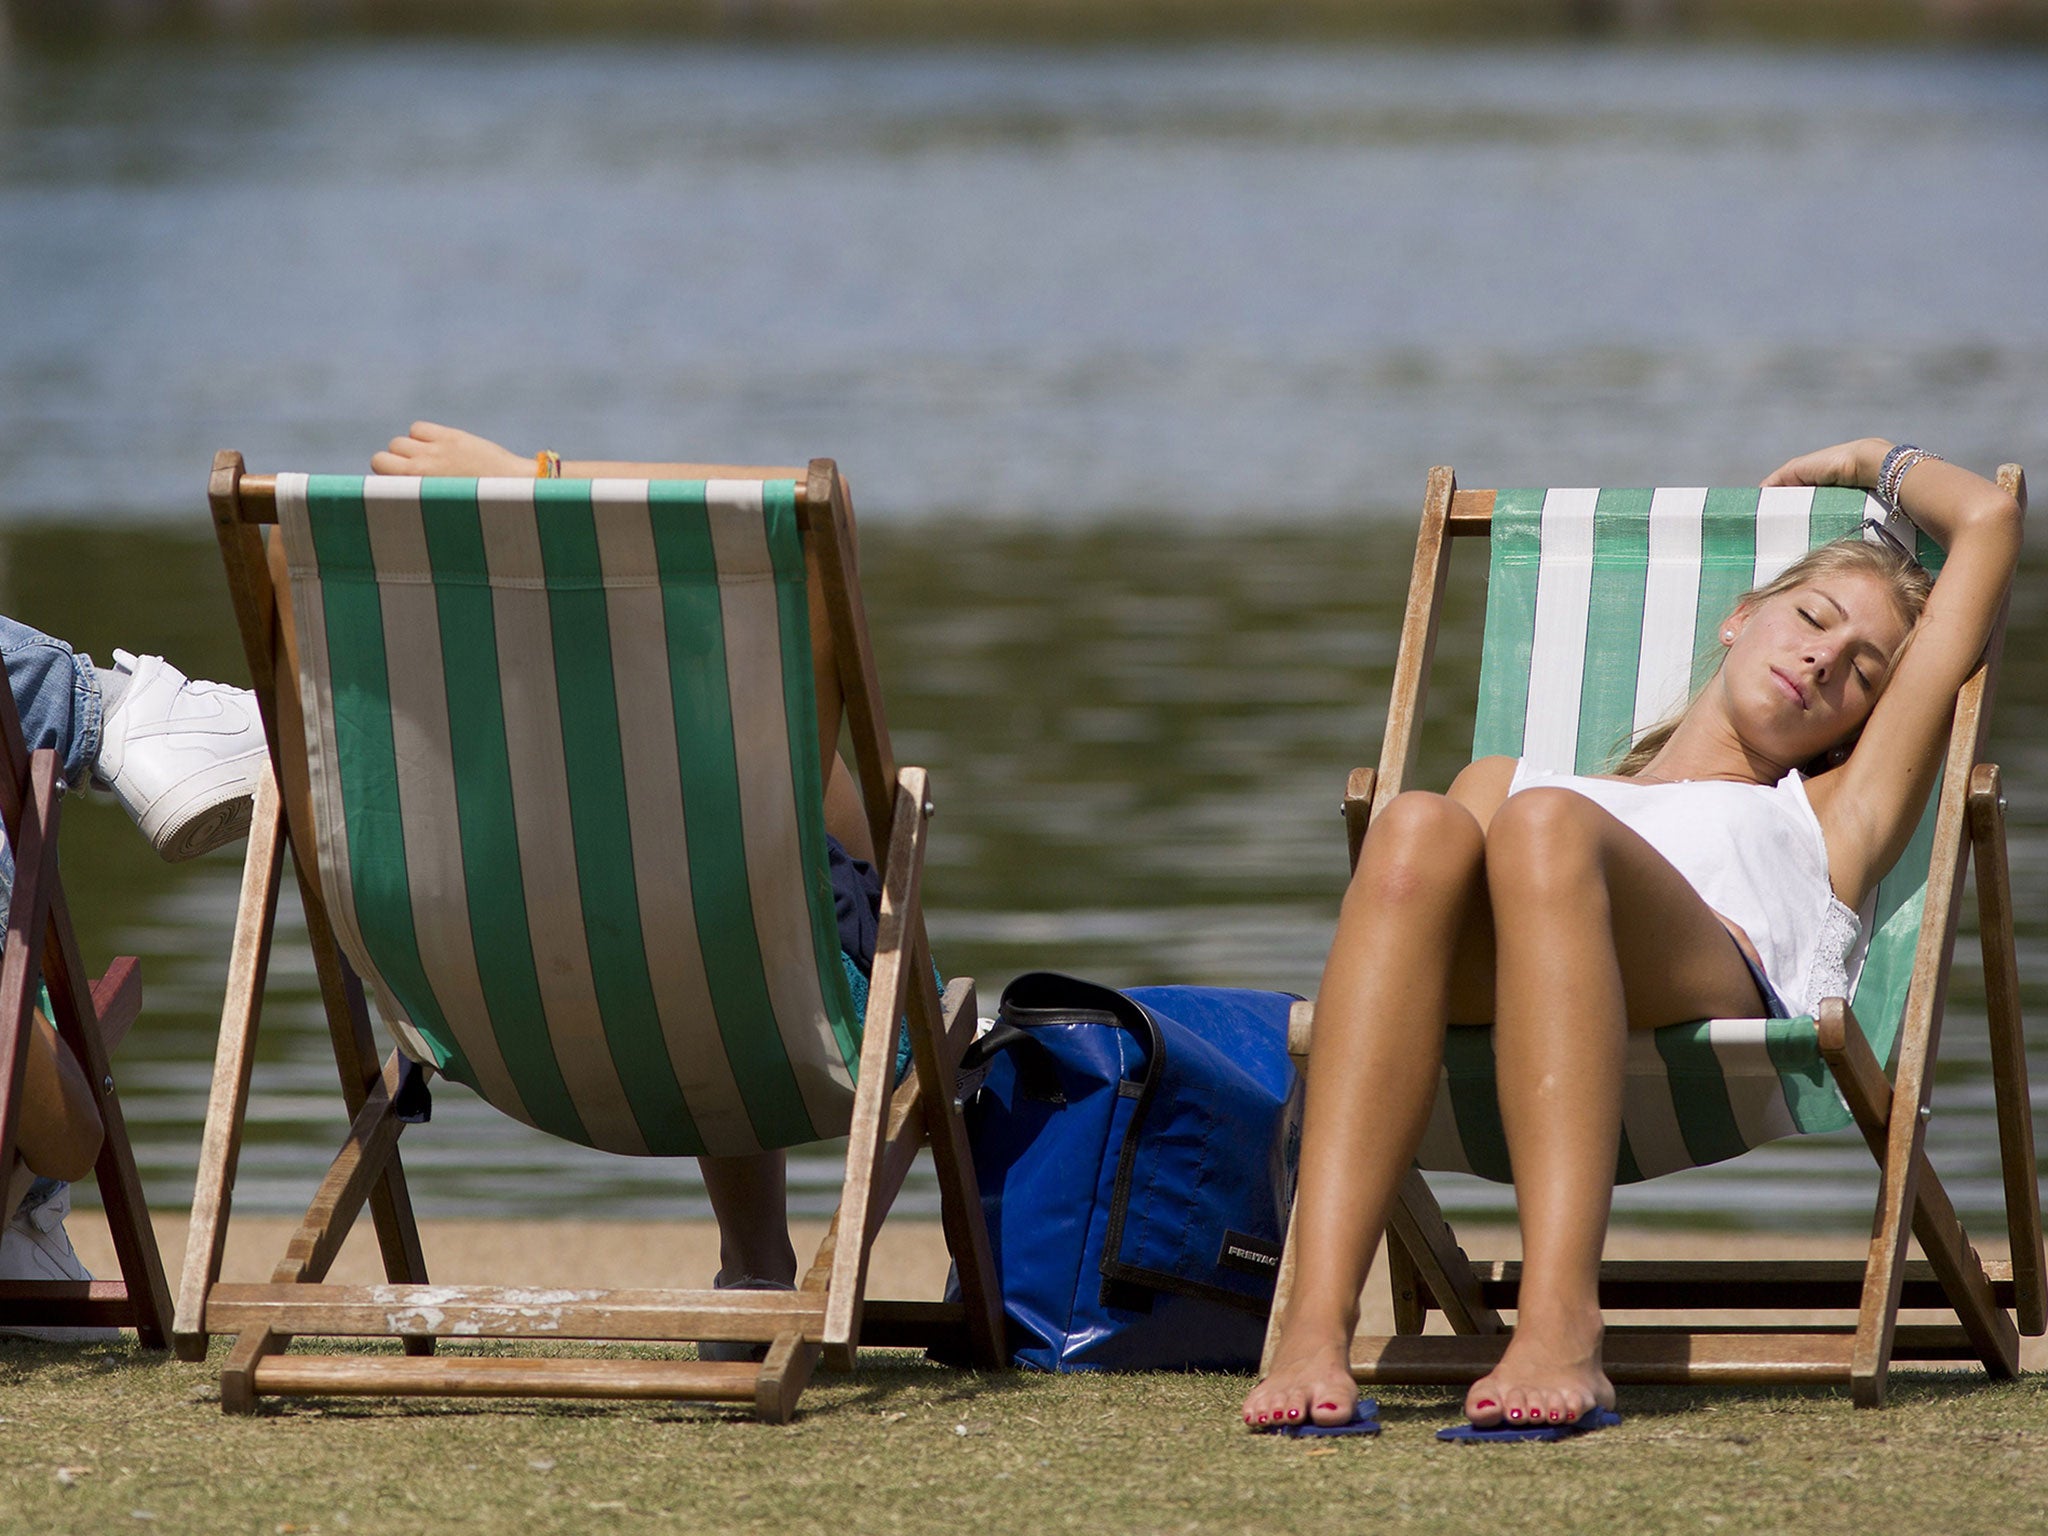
[1860,515,1920,566]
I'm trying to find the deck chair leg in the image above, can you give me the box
[175,764,285,1359]
[1821,1001,2018,1403]
[297,862,431,1323]
[804,977,979,1361]
[1969,766,2047,1334]
[820,774,930,1370]
[274,1053,411,1290]
[1387,1168,1505,1336]
[911,936,1005,1370]
[1385,1224,1430,1335]
[755,1332,821,1424]
[221,1326,284,1415]
[0,752,171,1346]
[220,1058,414,1413]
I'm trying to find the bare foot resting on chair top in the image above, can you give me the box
[1241,1327,1358,1431]
[372,421,532,480]
[1461,1310,1615,1429]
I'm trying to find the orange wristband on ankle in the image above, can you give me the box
[535,449,563,479]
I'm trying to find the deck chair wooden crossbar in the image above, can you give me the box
[177,455,1004,1420]
[1265,467,2045,1407]
[0,652,171,1344]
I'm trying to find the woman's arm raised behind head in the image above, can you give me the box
[1769,439,2023,906]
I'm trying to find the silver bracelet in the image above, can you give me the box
[1877,443,1943,516]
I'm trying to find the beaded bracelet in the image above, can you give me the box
[535,449,563,480]
[1877,443,1942,516]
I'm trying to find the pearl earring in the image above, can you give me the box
[1722,629,1733,641]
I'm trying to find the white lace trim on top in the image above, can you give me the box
[1808,894,1862,1011]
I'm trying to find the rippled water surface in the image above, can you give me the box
[2,37,2044,1228]
[5,41,2046,520]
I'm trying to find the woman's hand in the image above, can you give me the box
[371,421,533,479]
[1761,438,1891,490]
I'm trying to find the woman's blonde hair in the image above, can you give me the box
[1611,536,1934,776]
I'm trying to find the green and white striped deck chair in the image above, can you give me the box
[179,454,1004,1422]
[1267,466,2043,1407]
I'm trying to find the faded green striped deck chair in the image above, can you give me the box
[177,454,1003,1422]
[1265,466,2043,1407]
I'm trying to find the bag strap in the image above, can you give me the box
[958,1021,1071,1104]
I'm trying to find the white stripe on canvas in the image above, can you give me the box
[1704,1018,1801,1151]
[1616,1032,1697,1181]
[589,480,761,1154]
[277,474,437,1067]
[708,482,858,1135]
[360,479,524,1116]
[1521,488,1600,771]
[1753,486,1814,585]
[479,481,647,1155]
[1632,487,1708,736]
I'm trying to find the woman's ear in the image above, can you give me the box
[1721,602,1753,645]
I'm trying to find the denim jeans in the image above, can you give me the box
[0,617,101,1220]
[0,615,102,933]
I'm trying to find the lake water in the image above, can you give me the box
[3,37,2045,1229]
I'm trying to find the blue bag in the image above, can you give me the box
[960,972,1302,1372]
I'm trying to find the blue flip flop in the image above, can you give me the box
[1261,1400,1381,1438]
[1437,1406,1621,1443]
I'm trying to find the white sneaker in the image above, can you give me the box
[0,1183,119,1343]
[94,650,267,862]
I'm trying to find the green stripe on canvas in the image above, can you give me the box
[533,480,705,1156]
[1808,486,1867,544]
[1653,1023,1745,1167]
[1441,1028,1511,1183]
[1690,488,1759,692]
[1575,488,1651,773]
[1613,1130,1644,1186]
[417,480,588,1145]
[1762,1014,1847,1135]
[302,477,459,1075]
[1473,489,1546,758]
[648,482,818,1148]
[760,482,862,1073]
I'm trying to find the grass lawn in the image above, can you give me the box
[3,1340,2044,1536]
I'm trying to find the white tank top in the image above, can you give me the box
[1506,759,1862,1017]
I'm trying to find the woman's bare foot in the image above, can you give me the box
[1241,1325,1357,1431]
[1462,1308,1614,1429]
[371,421,532,479]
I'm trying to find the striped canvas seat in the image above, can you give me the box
[275,473,860,1159]
[182,454,1004,1419]
[1413,485,1941,1183]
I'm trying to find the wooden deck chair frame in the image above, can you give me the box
[0,647,171,1344]
[175,453,1004,1421]
[1263,465,2045,1408]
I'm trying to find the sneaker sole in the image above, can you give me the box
[145,784,257,863]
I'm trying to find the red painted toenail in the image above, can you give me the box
[1318,1402,1341,1412]
[1475,1399,1497,1411]
[1286,1409,1300,1420]
[1508,1409,1522,1420]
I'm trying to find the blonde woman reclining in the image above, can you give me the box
[1242,440,2020,1435]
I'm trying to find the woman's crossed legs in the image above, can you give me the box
[1243,785,1768,1431]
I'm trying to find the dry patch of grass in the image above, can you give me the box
[3,1341,2047,1536]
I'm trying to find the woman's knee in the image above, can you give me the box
[1350,792,1483,906]
[1484,788,1608,897]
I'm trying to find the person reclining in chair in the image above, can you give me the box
[1,620,267,1338]
[1242,440,2021,1435]
[372,422,895,1349]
